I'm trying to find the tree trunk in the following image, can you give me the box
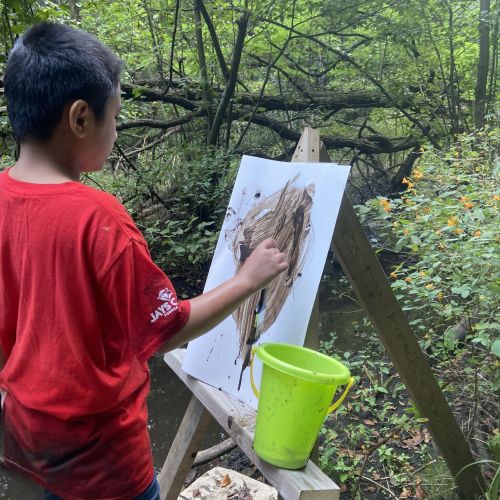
[193,0,213,138]
[208,11,249,146]
[474,0,491,129]
[68,0,81,21]
[487,3,499,112]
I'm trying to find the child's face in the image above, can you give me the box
[80,86,121,172]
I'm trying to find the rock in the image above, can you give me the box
[179,467,278,500]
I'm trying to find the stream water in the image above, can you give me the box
[0,263,371,499]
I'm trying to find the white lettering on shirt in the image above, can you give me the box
[150,288,178,323]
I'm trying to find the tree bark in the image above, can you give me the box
[208,11,249,146]
[120,81,412,112]
[195,0,229,81]
[68,0,81,22]
[193,0,213,137]
[487,1,498,114]
[474,0,491,129]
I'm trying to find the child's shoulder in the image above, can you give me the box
[74,183,140,239]
[77,182,124,212]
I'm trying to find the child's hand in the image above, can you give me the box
[160,239,288,351]
[237,238,288,293]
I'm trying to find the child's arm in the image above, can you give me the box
[159,238,288,353]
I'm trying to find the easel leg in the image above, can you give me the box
[304,297,320,463]
[158,395,214,500]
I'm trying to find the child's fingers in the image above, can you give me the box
[259,238,278,249]
[277,260,289,272]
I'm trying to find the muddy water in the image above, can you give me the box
[0,268,368,499]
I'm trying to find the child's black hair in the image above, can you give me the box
[4,22,122,142]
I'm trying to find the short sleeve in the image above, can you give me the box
[100,239,191,362]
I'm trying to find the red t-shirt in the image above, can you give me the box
[0,169,191,499]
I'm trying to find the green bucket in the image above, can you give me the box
[250,342,354,469]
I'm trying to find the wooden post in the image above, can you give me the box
[317,139,485,498]
[158,395,214,500]
[291,129,322,461]
[292,127,321,351]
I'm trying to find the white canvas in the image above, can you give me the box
[180,155,350,408]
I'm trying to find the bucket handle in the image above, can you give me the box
[250,346,354,410]
[250,347,260,399]
[328,376,355,413]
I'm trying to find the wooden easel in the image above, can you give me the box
[159,128,484,499]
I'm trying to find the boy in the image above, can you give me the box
[0,22,288,500]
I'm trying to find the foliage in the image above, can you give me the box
[358,129,500,385]
[345,129,500,495]
[2,0,499,171]
[319,332,441,498]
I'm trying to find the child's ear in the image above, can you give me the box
[68,99,92,138]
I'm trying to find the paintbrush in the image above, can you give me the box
[247,288,266,345]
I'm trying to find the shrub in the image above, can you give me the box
[357,129,500,388]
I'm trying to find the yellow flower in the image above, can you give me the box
[473,230,481,237]
[437,292,444,301]
[447,217,458,227]
[379,198,391,212]
[419,271,427,277]
[460,196,473,209]
[493,195,500,202]
[390,272,398,279]
[454,228,464,234]
[402,177,415,189]
[425,283,434,290]
[405,277,412,283]
[413,169,423,180]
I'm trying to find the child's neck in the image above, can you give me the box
[10,140,80,184]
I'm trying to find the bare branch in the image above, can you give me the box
[117,113,198,131]
[232,4,296,151]
[195,0,229,80]
[120,83,197,110]
[243,113,419,153]
[193,0,213,135]
[167,0,181,92]
[208,11,249,146]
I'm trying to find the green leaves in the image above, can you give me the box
[357,129,500,398]
[450,285,471,299]
[490,339,500,357]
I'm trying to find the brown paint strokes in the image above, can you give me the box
[232,175,315,389]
